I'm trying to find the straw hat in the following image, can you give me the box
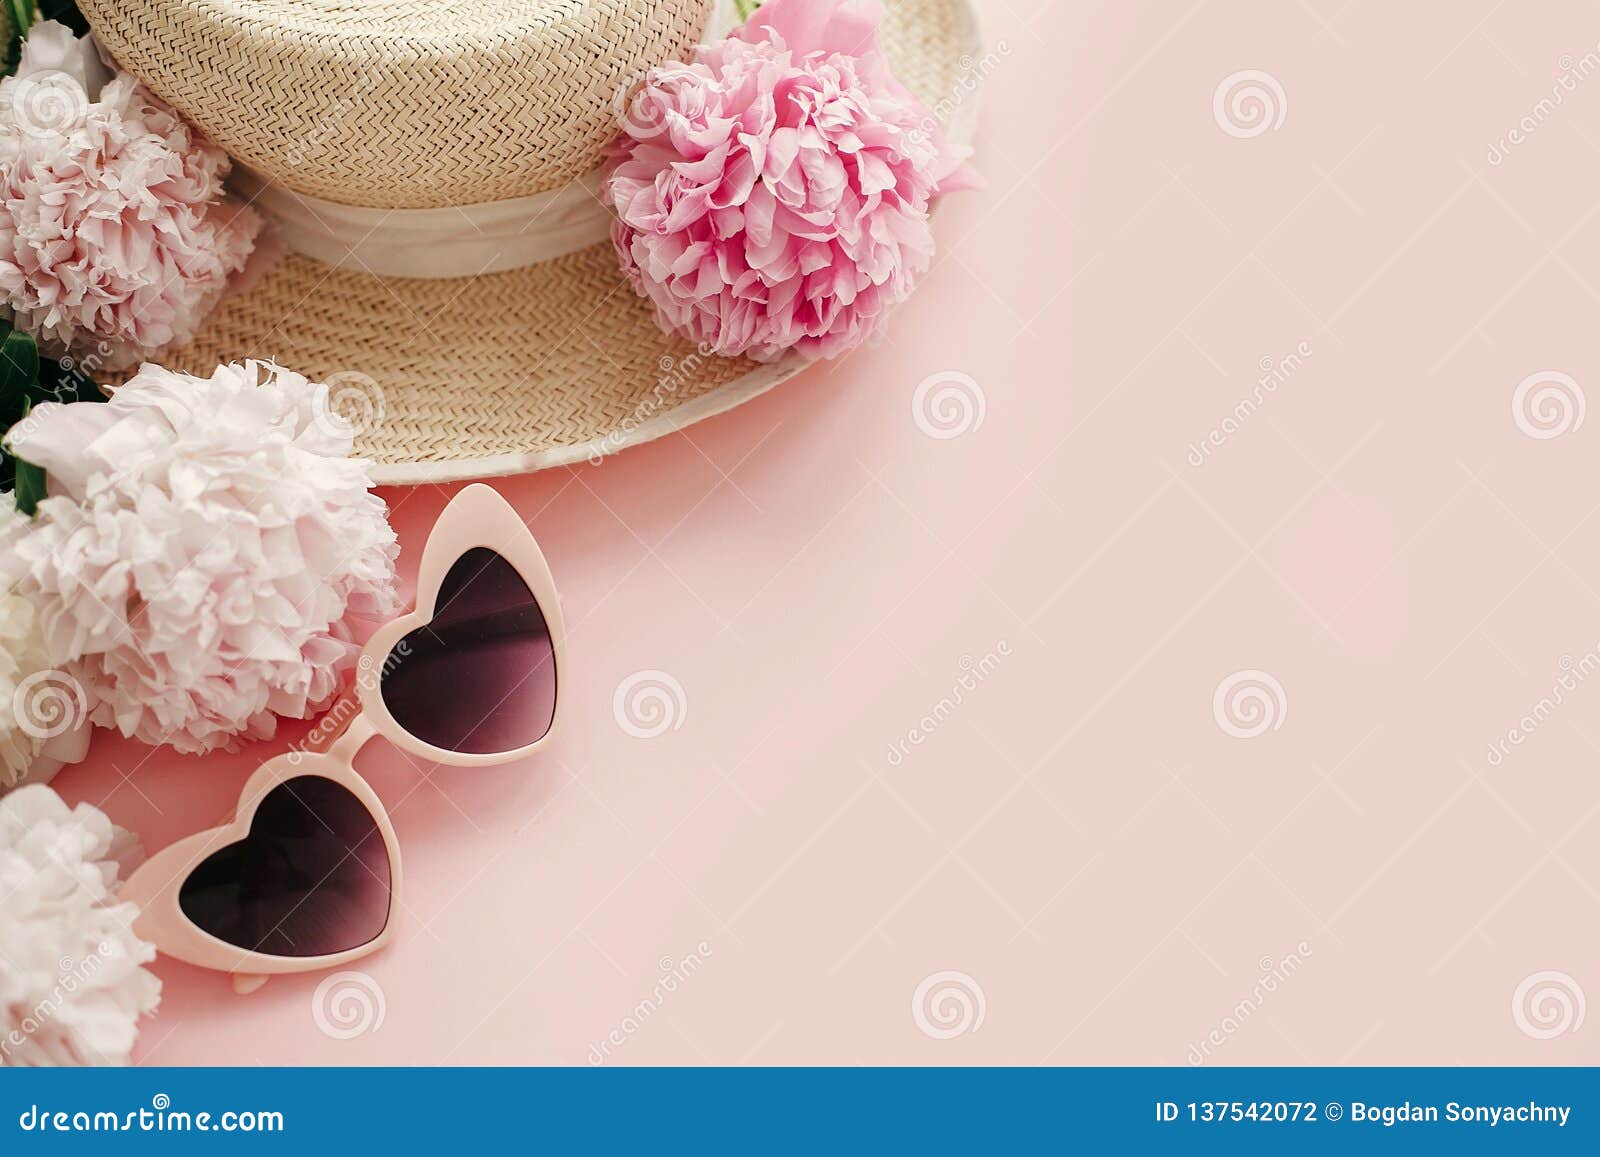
[75,0,983,483]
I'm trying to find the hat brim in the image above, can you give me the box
[143,0,983,485]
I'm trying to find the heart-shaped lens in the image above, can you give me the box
[178,775,391,958]
[380,547,557,754]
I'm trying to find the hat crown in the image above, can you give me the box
[78,0,719,209]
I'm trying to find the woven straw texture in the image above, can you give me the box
[77,0,719,207]
[82,0,981,480]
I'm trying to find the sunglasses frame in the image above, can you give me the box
[117,484,565,992]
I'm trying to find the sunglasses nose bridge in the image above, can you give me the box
[324,713,377,763]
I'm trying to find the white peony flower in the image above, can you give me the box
[0,360,400,754]
[0,785,159,1066]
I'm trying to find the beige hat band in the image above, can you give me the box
[223,0,745,279]
[233,167,615,279]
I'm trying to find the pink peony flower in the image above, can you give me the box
[0,360,400,755]
[603,0,975,363]
[0,22,260,372]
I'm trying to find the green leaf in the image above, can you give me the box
[0,324,38,425]
[12,453,43,515]
[9,393,43,514]
[3,1,37,36]
[3,0,37,76]
[0,272,113,514]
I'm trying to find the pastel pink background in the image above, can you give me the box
[55,0,1600,1063]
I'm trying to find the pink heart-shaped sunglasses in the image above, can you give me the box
[118,483,564,993]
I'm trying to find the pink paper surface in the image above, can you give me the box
[53,0,1600,1064]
